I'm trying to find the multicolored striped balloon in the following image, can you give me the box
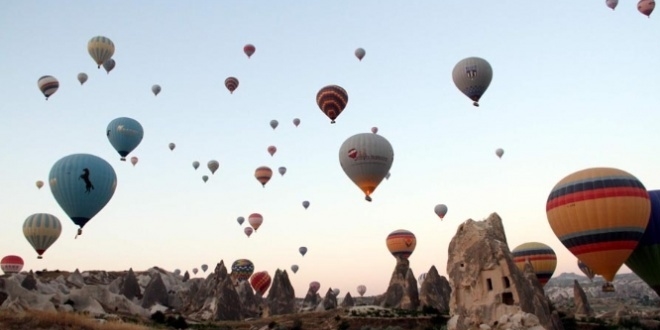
[225,76,239,94]
[37,75,59,100]
[511,242,557,287]
[231,259,255,282]
[546,167,650,283]
[0,255,24,274]
[23,213,62,259]
[625,190,660,297]
[250,270,271,296]
[316,85,348,124]
[386,229,416,259]
[254,166,272,187]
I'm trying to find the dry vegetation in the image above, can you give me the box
[0,309,155,330]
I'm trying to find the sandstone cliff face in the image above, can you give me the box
[379,257,419,310]
[573,279,594,317]
[446,213,563,330]
[419,265,451,314]
[264,269,295,316]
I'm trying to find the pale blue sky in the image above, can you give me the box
[1,1,659,297]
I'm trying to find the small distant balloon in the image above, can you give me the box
[302,200,310,210]
[237,216,245,225]
[208,160,219,174]
[434,204,448,220]
[249,213,263,231]
[130,156,138,167]
[202,175,208,183]
[270,120,279,130]
[36,180,44,189]
[192,268,198,275]
[278,166,287,176]
[639,0,655,17]
[1,255,24,275]
[293,118,301,127]
[606,0,618,10]
[355,48,366,61]
[77,73,88,85]
[244,44,256,58]
[255,166,273,187]
[201,264,208,272]
[291,264,299,274]
[357,284,367,297]
[225,77,239,94]
[299,246,308,256]
[152,84,161,96]
[169,143,176,151]
[496,148,504,159]
[452,57,493,107]
[267,145,277,157]
[244,227,254,237]
[317,85,348,124]
[38,75,59,100]
[332,288,340,296]
[103,58,115,74]
[371,127,378,134]
[106,117,144,161]
[192,161,200,170]
[231,259,255,282]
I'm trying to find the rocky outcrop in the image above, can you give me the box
[141,273,169,308]
[20,271,37,291]
[341,292,355,307]
[419,265,451,314]
[183,271,190,283]
[66,269,85,289]
[446,213,563,330]
[264,269,295,316]
[573,279,593,317]
[236,279,259,318]
[379,257,419,310]
[120,268,141,300]
[315,288,337,311]
[301,289,320,311]
[184,260,243,321]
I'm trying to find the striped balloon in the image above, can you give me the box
[316,85,348,124]
[23,213,62,259]
[386,229,416,259]
[546,167,650,283]
[231,259,255,282]
[1,255,24,274]
[37,75,59,100]
[225,77,239,94]
[244,226,253,237]
[452,57,493,107]
[248,213,263,231]
[88,36,115,68]
[577,259,596,281]
[254,166,273,187]
[106,117,144,161]
[625,190,660,297]
[511,242,557,287]
[250,271,272,296]
[49,153,117,236]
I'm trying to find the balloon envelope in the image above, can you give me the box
[496,148,504,158]
[37,75,59,100]
[152,84,161,96]
[299,246,307,256]
[625,190,660,297]
[452,57,493,107]
[208,160,219,174]
[248,213,263,231]
[192,161,200,170]
[386,229,416,259]
[202,175,208,183]
[77,73,88,85]
[302,201,310,209]
[317,85,348,124]
[130,157,138,166]
[23,213,62,259]
[88,36,115,68]
[339,133,394,202]
[291,264,299,273]
[169,143,176,151]
[357,285,367,297]
[250,271,272,296]
[267,146,277,157]
[106,117,144,161]
[606,0,618,10]
[231,259,255,282]
[278,166,287,176]
[36,180,44,189]
[293,118,300,127]
[577,259,596,281]
[237,216,245,225]
[434,204,448,220]
[192,268,198,275]
[511,242,557,287]
[244,44,255,58]
[255,166,273,187]
[225,77,239,94]
[49,153,117,231]
[270,120,278,130]
[355,48,366,61]
[103,58,116,74]
[244,227,253,237]
[546,167,650,283]
[201,264,208,272]
[1,255,24,274]
[638,0,655,17]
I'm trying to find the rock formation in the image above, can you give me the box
[141,273,169,308]
[66,269,85,288]
[446,213,563,330]
[264,269,295,316]
[315,288,337,311]
[236,279,259,318]
[379,257,419,310]
[301,289,320,311]
[183,271,190,283]
[184,260,243,321]
[120,268,141,300]
[419,265,451,314]
[573,279,593,317]
[340,292,355,307]
[20,271,37,291]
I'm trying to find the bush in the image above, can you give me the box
[268,320,278,329]
[166,315,188,329]
[337,319,350,330]
[150,311,165,324]
[291,317,303,330]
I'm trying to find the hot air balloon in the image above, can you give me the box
[192,161,200,170]
[452,57,493,107]
[106,117,144,161]
[577,259,596,282]
[36,180,44,189]
[625,190,660,297]
[152,84,161,96]
[302,200,310,210]
[357,285,366,297]
[103,58,115,74]
[168,143,176,151]
[130,157,138,167]
[317,85,348,124]
[244,227,254,237]
[639,0,655,17]
[37,75,59,100]
[267,145,277,157]
[250,271,272,296]
[202,175,209,183]
[237,216,245,225]
[225,77,239,94]
[293,118,301,127]
[278,166,287,176]
[231,259,255,282]
[77,73,88,85]
[270,120,279,130]
[1,255,24,274]
[339,133,394,202]
[371,127,378,134]
[49,153,117,238]
[309,281,321,294]
[355,48,366,61]
[192,268,198,275]
[291,264,299,274]
[299,246,308,256]
[606,0,618,10]
[511,242,557,287]
[201,264,208,272]
[496,148,504,159]
[434,204,448,220]
[208,160,219,174]
[88,36,115,68]
[386,229,416,259]
[249,213,263,231]
[332,288,340,296]
[546,167,650,292]
[23,213,62,259]
[255,166,273,187]
[244,44,255,58]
